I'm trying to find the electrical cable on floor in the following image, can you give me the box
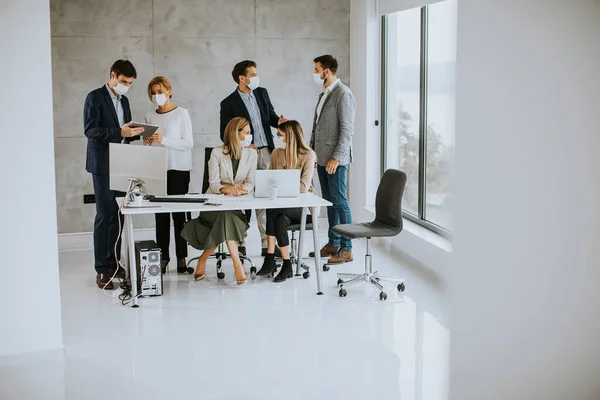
[101,185,139,303]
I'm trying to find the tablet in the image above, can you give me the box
[130,122,159,137]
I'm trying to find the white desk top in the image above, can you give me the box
[118,193,331,215]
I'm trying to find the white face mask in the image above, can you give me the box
[152,94,168,106]
[246,76,260,91]
[240,134,253,147]
[275,137,286,149]
[113,82,130,96]
[313,72,325,86]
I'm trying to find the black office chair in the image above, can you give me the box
[186,147,256,280]
[334,169,407,300]
[288,221,312,279]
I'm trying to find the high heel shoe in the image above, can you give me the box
[193,272,205,281]
[177,258,188,274]
[234,264,247,286]
[193,260,206,281]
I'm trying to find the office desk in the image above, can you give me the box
[118,193,332,307]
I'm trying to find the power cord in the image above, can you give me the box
[117,278,138,306]
[101,184,140,305]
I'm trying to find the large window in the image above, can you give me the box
[382,0,456,234]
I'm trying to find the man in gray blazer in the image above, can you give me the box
[309,55,356,264]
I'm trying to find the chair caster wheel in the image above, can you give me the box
[379,292,388,301]
[337,278,344,287]
[397,283,406,292]
[250,267,257,280]
[339,288,347,297]
[323,265,330,272]
[217,272,225,280]
[186,267,194,274]
[302,271,310,279]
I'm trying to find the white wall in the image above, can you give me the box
[0,0,63,356]
[349,0,382,223]
[449,1,600,399]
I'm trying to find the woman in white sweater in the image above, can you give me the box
[144,76,193,274]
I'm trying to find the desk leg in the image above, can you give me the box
[311,207,324,295]
[296,207,308,276]
[126,215,139,308]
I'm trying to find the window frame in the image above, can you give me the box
[380,5,452,238]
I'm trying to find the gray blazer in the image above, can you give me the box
[310,82,356,166]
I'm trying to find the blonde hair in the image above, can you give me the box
[147,76,173,101]
[223,117,250,160]
[277,120,312,169]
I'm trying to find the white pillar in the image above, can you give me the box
[450,1,600,398]
[0,0,63,356]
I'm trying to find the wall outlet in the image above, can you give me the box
[83,194,95,204]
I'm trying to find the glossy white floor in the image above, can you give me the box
[0,230,450,400]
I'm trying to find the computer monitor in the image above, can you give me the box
[254,170,301,198]
[109,143,166,196]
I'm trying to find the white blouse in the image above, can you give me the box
[145,107,193,171]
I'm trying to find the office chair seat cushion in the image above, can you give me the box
[288,223,313,231]
[332,221,401,239]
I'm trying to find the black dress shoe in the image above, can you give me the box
[261,247,282,258]
[96,274,115,290]
[257,254,277,277]
[177,258,188,273]
[161,260,169,274]
[273,260,293,283]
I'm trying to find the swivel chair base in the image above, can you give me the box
[187,243,257,280]
[290,229,310,279]
[336,238,405,300]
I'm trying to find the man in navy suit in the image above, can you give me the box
[220,60,285,256]
[83,60,144,289]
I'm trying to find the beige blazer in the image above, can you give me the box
[207,146,258,194]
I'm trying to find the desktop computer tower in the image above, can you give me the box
[134,240,163,296]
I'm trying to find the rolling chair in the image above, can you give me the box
[288,221,312,279]
[186,147,257,279]
[335,169,407,300]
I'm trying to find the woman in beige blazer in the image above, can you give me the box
[256,120,316,283]
[181,117,258,285]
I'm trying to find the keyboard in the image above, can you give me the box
[146,196,208,204]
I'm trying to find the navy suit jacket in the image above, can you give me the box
[83,86,136,175]
[219,87,279,150]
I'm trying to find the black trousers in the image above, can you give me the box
[155,170,190,262]
[266,208,312,248]
[92,174,125,274]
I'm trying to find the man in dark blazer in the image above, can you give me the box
[219,60,285,256]
[83,60,144,290]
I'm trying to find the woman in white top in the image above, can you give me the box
[144,76,194,274]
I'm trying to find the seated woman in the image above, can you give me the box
[256,120,316,283]
[181,117,257,285]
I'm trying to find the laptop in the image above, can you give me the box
[254,170,301,198]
